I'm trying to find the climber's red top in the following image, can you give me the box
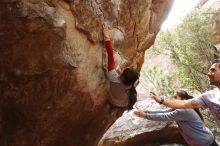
[105,41,115,71]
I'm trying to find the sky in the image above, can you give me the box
[161,0,201,30]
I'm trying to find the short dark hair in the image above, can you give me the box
[212,59,220,68]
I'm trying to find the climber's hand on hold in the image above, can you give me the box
[102,23,110,41]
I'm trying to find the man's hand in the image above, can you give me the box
[102,23,110,41]
[134,110,145,118]
[149,91,162,104]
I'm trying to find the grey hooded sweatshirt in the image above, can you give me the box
[144,109,214,146]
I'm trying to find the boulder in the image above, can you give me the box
[99,99,185,146]
[0,0,173,146]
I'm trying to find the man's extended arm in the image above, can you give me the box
[163,99,200,109]
[149,92,201,109]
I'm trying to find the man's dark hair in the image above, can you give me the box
[212,59,220,68]
[212,59,220,64]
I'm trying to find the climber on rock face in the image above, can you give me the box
[102,23,139,110]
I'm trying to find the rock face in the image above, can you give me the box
[197,0,220,48]
[0,0,173,146]
[98,99,185,146]
[209,0,220,48]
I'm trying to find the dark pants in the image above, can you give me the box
[210,140,219,146]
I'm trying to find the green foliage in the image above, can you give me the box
[142,7,220,143]
[150,7,218,93]
[140,65,177,98]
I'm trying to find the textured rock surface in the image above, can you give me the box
[99,99,185,146]
[0,0,173,146]
[210,0,220,47]
[197,0,220,47]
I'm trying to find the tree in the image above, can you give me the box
[142,7,220,142]
[140,66,177,98]
[150,7,218,93]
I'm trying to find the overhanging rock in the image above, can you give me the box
[0,0,173,146]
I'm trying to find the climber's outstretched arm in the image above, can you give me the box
[102,23,115,71]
